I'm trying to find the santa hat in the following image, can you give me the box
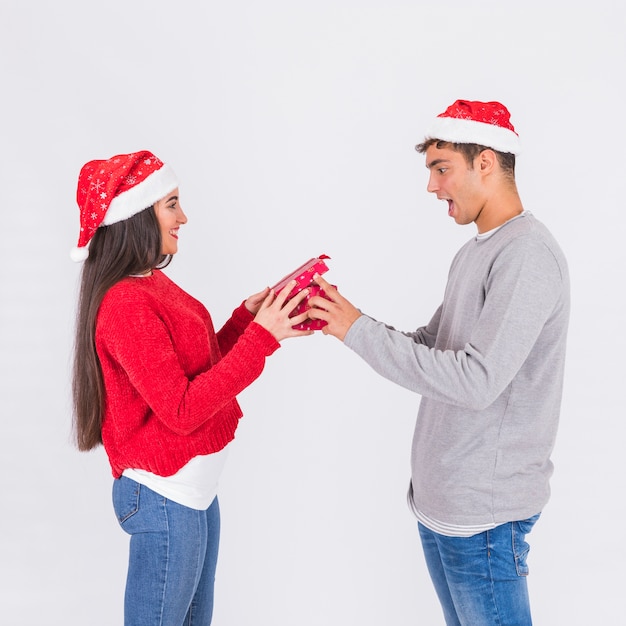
[71,150,178,262]
[424,100,521,155]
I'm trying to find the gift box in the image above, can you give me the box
[272,254,333,330]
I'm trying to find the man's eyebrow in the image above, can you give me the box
[426,158,450,169]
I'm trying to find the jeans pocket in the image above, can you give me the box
[112,476,141,526]
[512,513,541,577]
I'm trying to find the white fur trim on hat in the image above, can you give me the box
[102,163,179,226]
[70,245,90,262]
[426,117,521,155]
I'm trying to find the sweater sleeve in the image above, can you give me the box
[97,297,280,436]
[344,237,565,409]
[401,304,442,348]
[357,304,442,348]
[216,301,254,355]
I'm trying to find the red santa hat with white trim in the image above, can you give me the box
[71,150,178,262]
[424,99,521,155]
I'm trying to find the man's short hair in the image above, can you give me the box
[416,138,516,181]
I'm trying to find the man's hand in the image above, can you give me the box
[307,274,362,341]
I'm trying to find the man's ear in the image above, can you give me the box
[478,149,497,175]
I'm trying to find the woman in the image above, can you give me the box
[71,150,312,625]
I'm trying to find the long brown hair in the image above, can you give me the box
[72,206,171,450]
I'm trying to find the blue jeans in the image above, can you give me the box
[418,514,541,626]
[112,476,221,626]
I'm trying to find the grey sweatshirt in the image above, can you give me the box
[344,213,570,528]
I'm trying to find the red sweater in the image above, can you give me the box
[95,270,280,478]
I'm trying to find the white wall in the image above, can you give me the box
[1,1,624,624]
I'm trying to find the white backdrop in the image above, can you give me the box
[1,1,624,624]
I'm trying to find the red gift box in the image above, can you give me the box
[272,254,332,330]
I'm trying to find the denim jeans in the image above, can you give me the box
[112,476,221,626]
[418,514,541,626]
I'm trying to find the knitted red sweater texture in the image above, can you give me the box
[95,270,280,478]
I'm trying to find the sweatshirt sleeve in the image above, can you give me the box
[343,236,565,410]
[97,295,280,436]
[216,301,254,355]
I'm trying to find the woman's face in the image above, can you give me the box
[153,188,187,255]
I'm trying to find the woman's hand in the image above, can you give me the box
[253,280,314,341]
[245,287,271,315]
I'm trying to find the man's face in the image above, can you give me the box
[424,145,485,227]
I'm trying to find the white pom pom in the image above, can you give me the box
[70,246,89,262]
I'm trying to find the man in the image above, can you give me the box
[309,100,570,626]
